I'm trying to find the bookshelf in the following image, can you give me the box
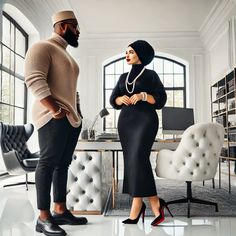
[211,68,236,193]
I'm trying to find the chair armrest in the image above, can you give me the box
[28,151,40,159]
[2,150,26,175]
[158,149,174,161]
[155,149,174,178]
[22,151,39,168]
[22,158,39,168]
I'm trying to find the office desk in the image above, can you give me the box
[75,140,179,208]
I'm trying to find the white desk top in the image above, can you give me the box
[76,139,179,151]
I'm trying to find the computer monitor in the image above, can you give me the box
[162,107,194,135]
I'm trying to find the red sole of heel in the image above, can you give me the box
[151,217,165,226]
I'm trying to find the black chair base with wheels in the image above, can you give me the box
[167,181,218,218]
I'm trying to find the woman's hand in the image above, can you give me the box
[129,93,143,105]
[115,95,131,106]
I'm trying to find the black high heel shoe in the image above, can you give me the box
[151,198,173,226]
[122,202,146,224]
[160,198,173,217]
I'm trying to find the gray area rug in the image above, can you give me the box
[104,179,236,217]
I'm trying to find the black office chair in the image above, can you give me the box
[0,122,39,190]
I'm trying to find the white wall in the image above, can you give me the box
[2,0,236,130]
[202,1,236,121]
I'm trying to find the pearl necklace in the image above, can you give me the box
[125,67,146,94]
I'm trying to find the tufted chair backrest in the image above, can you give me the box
[67,152,102,211]
[0,122,33,161]
[156,122,224,181]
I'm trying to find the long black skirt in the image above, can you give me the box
[118,103,158,197]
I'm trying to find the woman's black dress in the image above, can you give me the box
[110,64,166,197]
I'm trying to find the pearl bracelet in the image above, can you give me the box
[141,92,147,102]
[52,107,62,118]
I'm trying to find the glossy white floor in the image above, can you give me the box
[0,162,236,236]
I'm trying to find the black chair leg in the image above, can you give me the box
[3,182,35,190]
[167,198,188,205]
[166,181,218,218]
[203,179,215,188]
[187,199,191,218]
[191,197,218,212]
[3,174,35,191]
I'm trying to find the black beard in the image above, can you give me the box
[63,28,78,47]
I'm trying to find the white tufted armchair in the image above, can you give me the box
[156,122,224,217]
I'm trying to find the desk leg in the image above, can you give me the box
[116,151,119,191]
[112,151,115,208]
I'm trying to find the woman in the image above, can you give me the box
[110,40,172,226]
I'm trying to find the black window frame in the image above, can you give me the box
[0,11,28,125]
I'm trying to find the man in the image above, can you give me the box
[25,10,87,236]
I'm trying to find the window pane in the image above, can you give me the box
[166,90,174,106]
[2,72,10,103]
[106,108,115,129]
[115,110,120,127]
[174,90,184,107]
[10,51,15,71]
[124,62,130,72]
[2,46,10,68]
[174,63,184,74]
[157,110,162,128]
[164,60,173,73]
[105,90,112,108]
[0,104,14,124]
[158,74,164,83]
[10,75,14,105]
[15,78,25,107]
[15,55,24,76]
[154,58,163,74]
[0,72,1,94]
[10,22,14,50]
[16,28,26,56]
[2,16,10,47]
[14,107,24,125]
[0,44,2,64]
[115,74,121,83]
[164,74,173,87]
[146,61,154,69]
[174,74,184,87]
[115,60,123,74]
[105,64,114,74]
[105,75,115,89]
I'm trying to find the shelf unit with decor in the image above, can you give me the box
[211,68,236,193]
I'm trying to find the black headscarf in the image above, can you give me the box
[128,40,155,66]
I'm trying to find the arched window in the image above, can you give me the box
[0,11,28,124]
[103,55,187,134]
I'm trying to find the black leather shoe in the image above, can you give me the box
[36,217,66,236]
[52,210,88,225]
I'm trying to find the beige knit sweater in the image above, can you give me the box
[25,33,82,130]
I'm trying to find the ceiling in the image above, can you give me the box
[5,0,219,37]
[73,0,218,34]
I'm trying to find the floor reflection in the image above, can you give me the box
[0,196,34,236]
[0,182,235,236]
